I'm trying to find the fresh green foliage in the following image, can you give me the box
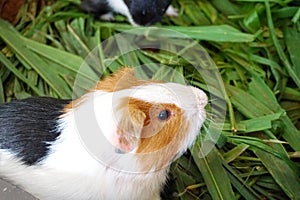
[0,0,300,199]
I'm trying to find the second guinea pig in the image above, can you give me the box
[0,67,207,200]
[80,0,178,26]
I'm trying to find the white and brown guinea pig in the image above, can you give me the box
[80,0,178,26]
[0,67,207,200]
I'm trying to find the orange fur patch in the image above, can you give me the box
[93,67,158,92]
[125,98,190,171]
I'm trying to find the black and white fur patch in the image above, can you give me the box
[80,0,173,26]
[0,97,70,165]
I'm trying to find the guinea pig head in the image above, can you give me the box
[91,68,208,171]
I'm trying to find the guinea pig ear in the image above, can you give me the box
[114,104,146,153]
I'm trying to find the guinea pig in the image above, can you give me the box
[0,67,207,200]
[80,0,178,26]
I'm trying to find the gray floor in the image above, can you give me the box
[0,178,38,200]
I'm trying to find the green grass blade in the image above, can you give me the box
[226,84,273,118]
[221,112,283,132]
[279,114,300,151]
[222,161,262,200]
[248,74,281,111]
[0,19,71,98]
[97,23,255,42]
[284,26,300,79]
[223,143,249,163]
[191,141,235,200]
[265,1,300,88]
[154,25,255,42]
[248,75,300,151]
[255,149,300,199]
[228,135,287,160]
[0,52,44,96]
[24,37,99,87]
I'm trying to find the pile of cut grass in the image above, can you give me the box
[0,0,300,199]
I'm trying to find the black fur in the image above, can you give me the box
[80,0,111,17]
[124,0,172,26]
[0,97,70,165]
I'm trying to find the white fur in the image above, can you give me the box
[0,150,164,200]
[105,0,137,26]
[129,83,207,112]
[100,12,115,21]
[166,5,178,17]
[0,82,207,200]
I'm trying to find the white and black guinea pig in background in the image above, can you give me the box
[0,67,207,200]
[80,0,178,26]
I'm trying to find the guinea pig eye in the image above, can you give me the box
[158,110,171,121]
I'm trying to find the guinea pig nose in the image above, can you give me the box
[191,86,208,107]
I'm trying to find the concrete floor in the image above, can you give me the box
[0,178,38,200]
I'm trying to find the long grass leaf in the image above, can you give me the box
[191,141,235,200]
[222,161,261,200]
[0,52,44,96]
[248,75,300,151]
[284,26,300,79]
[226,84,273,118]
[97,23,255,42]
[255,149,300,199]
[0,19,71,98]
[265,1,300,88]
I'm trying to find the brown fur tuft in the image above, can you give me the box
[94,67,157,92]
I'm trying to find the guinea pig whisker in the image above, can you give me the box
[206,112,219,120]
[205,111,218,120]
[207,98,218,104]
[201,123,208,132]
